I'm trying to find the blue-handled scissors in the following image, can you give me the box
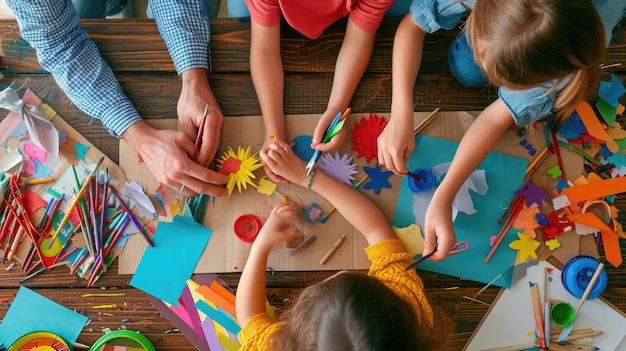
[304,108,352,177]
[404,241,469,271]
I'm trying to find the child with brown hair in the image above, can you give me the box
[236,141,446,350]
[377,0,626,261]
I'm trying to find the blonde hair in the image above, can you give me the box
[466,0,605,127]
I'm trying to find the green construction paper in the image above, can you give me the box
[596,98,617,127]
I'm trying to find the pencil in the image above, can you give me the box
[25,176,55,185]
[525,146,549,174]
[413,107,440,135]
[290,235,317,256]
[47,157,104,248]
[484,198,524,264]
[320,234,346,265]
[109,184,154,247]
[179,104,209,198]
[530,283,547,349]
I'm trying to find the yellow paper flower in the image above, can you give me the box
[219,145,263,196]
[545,239,561,251]
[508,232,540,262]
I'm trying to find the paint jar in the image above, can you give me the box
[234,214,262,242]
[89,329,156,350]
[551,301,575,327]
[561,255,607,299]
[407,169,435,193]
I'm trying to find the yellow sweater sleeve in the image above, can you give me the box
[238,313,280,351]
[365,239,434,329]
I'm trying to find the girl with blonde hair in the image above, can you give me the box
[377,0,626,261]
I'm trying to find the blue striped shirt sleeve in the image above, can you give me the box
[150,0,211,75]
[7,0,142,137]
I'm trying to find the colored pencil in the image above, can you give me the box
[530,283,547,349]
[413,107,440,135]
[484,197,524,264]
[289,235,317,256]
[109,184,154,247]
[48,157,104,248]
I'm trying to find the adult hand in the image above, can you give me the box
[422,195,457,261]
[122,121,228,197]
[255,203,303,249]
[377,115,415,175]
[310,108,348,153]
[178,68,224,168]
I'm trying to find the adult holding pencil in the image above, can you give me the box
[8,0,228,197]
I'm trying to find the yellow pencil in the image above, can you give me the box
[25,176,55,185]
[47,157,104,248]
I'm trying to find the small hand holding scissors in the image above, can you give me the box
[404,240,469,271]
[304,107,351,177]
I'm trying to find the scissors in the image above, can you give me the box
[404,241,469,271]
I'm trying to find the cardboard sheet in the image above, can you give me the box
[118,112,583,274]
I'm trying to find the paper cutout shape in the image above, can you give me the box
[350,113,388,163]
[393,135,527,288]
[130,215,212,305]
[218,146,262,197]
[596,98,618,127]
[512,206,540,231]
[122,180,157,219]
[0,286,87,347]
[598,73,626,108]
[291,135,315,161]
[362,164,393,195]
[393,224,424,257]
[545,239,560,251]
[515,181,551,208]
[432,162,488,217]
[0,88,59,159]
[317,152,358,185]
[577,100,619,153]
[546,165,562,179]
[561,176,626,203]
[508,232,540,262]
[256,176,276,195]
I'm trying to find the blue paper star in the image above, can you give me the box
[362,165,393,195]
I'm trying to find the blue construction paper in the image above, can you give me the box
[195,300,241,335]
[0,286,87,347]
[130,215,212,305]
[393,135,527,288]
[597,73,626,108]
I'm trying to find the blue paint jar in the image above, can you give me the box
[561,255,607,299]
[407,169,435,193]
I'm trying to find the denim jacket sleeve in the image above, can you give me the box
[409,0,475,33]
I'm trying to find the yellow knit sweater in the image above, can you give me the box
[237,239,434,350]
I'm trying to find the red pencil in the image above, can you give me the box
[485,198,525,264]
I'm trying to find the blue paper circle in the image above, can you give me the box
[291,135,315,162]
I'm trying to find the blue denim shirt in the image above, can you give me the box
[410,0,626,126]
[7,0,211,137]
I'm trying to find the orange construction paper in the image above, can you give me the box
[195,283,236,316]
[567,212,612,232]
[561,177,626,203]
[576,101,619,152]
[602,229,623,267]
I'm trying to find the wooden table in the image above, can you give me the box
[1,17,625,350]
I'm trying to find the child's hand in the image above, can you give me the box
[311,109,347,153]
[422,197,457,261]
[262,138,290,185]
[260,142,308,187]
[377,116,414,175]
[256,203,303,248]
